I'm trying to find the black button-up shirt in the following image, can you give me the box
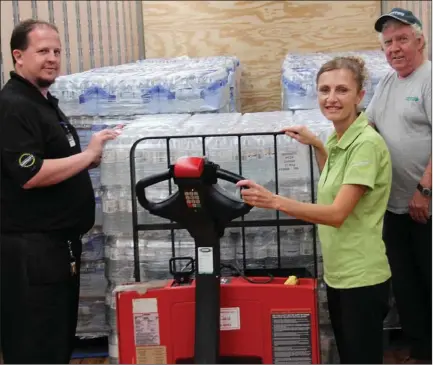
[0,72,95,234]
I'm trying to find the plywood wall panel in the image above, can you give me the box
[99,1,111,67]
[117,1,127,64]
[109,1,121,65]
[1,0,142,87]
[121,2,129,62]
[129,2,138,61]
[78,1,91,71]
[90,1,102,69]
[142,1,381,112]
[52,1,67,76]
[36,0,50,23]
[1,1,15,84]
[18,0,34,21]
[65,0,79,74]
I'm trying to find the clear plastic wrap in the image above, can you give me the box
[79,260,107,298]
[49,56,241,117]
[281,50,392,111]
[81,228,105,262]
[76,298,110,337]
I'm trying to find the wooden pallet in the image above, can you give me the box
[70,358,108,364]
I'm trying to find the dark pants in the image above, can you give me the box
[0,232,82,364]
[326,279,390,364]
[383,211,432,361]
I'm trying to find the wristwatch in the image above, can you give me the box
[417,183,432,197]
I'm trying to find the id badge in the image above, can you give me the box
[66,133,76,147]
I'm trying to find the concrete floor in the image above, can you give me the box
[69,348,411,364]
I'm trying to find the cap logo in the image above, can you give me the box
[390,11,406,17]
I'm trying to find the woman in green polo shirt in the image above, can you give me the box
[237,56,392,364]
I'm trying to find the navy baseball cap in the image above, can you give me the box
[374,7,423,32]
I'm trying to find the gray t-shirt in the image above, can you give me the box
[365,60,432,214]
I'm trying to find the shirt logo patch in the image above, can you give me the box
[406,96,420,102]
[18,153,36,168]
[352,160,370,167]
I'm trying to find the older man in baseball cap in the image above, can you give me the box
[374,7,423,32]
[367,7,432,365]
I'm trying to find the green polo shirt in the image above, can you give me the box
[317,112,392,289]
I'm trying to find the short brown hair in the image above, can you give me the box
[10,19,59,65]
[316,56,368,92]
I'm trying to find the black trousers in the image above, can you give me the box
[383,211,432,361]
[0,232,82,364]
[326,279,390,364]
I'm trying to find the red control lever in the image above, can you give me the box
[174,156,205,179]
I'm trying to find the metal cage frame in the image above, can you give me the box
[129,131,319,283]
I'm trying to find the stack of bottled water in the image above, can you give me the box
[49,55,241,117]
[54,51,346,361]
[98,110,339,362]
[48,54,239,359]
[136,56,242,113]
[70,117,117,339]
[281,50,392,111]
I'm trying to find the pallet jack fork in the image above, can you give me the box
[116,132,322,364]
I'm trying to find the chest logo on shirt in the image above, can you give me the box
[18,153,36,168]
[406,96,420,102]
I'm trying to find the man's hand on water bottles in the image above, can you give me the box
[86,129,121,164]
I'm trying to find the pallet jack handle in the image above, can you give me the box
[135,169,172,211]
[135,157,252,234]
[135,156,253,364]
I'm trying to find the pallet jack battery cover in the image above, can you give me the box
[115,156,321,364]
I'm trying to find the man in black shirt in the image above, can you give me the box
[0,19,119,363]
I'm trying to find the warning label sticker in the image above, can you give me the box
[220,307,240,331]
[197,247,214,274]
[134,312,161,346]
[133,298,158,314]
[136,345,167,364]
[271,312,312,364]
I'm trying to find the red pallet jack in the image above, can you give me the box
[116,134,321,364]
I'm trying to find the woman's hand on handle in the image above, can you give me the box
[282,125,321,147]
[282,125,328,172]
[236,180,278,210]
